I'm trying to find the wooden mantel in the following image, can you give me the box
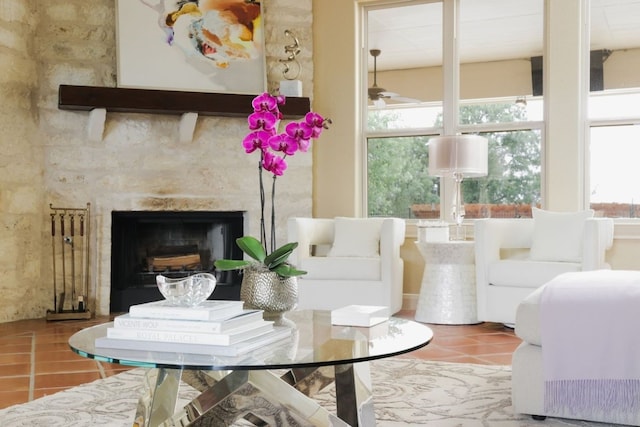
[57,85,311,142]
[58,84,310,118]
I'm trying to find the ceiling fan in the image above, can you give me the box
[368,49,421,107]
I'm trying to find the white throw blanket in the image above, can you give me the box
[541,270,640,423]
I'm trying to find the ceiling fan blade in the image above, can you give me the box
[368,49,422,105]
[388,95,422,104]
[372,98,386,108]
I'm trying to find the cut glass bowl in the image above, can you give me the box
[156,273,216,307]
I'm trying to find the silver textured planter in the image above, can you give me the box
[240,268,298,321]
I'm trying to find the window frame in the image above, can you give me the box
[361,0,545,222]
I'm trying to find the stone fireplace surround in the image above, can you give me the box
[94,197,237,315]
[109,209,245,313]
[93,190,310,316]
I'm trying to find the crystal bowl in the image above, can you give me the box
[156,273,217,307]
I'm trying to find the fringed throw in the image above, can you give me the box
[540,270,640,422]
[545,379,640,418]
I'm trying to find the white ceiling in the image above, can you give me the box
[367,0,640,72]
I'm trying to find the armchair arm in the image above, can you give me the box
[474,218,535,271]
[287,217,335,265]
[581,218,614,270]
[474,219,534,320]
[379,218,405,277]
[380,218,405,312]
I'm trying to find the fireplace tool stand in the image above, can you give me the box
[46,203,92,321]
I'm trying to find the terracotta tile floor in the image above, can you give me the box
[0,310,520,410]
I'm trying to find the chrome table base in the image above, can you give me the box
[134,362,374,427]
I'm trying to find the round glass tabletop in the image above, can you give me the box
[69,310,433,371]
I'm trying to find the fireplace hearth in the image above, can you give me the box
[110,211,244,312]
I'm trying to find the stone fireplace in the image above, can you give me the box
[109,210,245,312]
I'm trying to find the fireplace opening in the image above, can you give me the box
[110,211,245,313]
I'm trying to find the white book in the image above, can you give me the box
[113,310,264,334]
[128,299,244,321]
[106,321,273,346]
[331,304,389,327]
[95,326,292,357]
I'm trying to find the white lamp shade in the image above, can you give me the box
[428,135,488,177]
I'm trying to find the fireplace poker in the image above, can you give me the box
[69,213,76,310]
[50,213,57,313]
[79,212,86,310]
[59,212,66,312]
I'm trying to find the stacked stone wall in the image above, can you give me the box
[1,0,315,321]
[0,0,46,322]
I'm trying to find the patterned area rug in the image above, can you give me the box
[0,359,611,426]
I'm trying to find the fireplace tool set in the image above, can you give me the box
[46,203,92,321]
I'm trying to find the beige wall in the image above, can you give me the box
[373,49,640,104]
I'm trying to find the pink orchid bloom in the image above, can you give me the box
[296,138,311,152]
[263,151,287,176]
[248,111,278,133]
[304,112,326,138]
[268,134,298,156]
[242,131,270,154]
[285,121,312,151]
[251,92,279,114]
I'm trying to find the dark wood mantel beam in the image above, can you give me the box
[58,85,311,119]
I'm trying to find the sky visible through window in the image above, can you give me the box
[590,92,640,205]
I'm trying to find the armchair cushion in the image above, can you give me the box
[488,259,581,289]
[327,217,382,257]
[529,208,594,262]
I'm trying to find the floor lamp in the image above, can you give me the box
[428,135,488,240]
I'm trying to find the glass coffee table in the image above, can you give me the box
[69,309,433,427]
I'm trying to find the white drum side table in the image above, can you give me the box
[414,241,479,324]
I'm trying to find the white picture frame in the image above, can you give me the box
[115,0,266,94]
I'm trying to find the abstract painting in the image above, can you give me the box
[116,0,266,94]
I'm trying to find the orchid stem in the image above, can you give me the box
[270,175,277,253]
[258,159,267,253]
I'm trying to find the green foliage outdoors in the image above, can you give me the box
[367,103,541,217]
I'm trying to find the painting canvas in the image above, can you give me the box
[116,0,266,94]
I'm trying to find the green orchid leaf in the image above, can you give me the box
[264,242,298,269]
[214,259,251,271]
[273,263,307,278]
[236,236,266,262]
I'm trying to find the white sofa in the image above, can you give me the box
[287,217,405,314]
[512,270,640,425]
[474,213,614,325]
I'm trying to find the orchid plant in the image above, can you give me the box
[214,92,330,278]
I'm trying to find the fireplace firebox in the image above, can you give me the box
[110,211,244,313]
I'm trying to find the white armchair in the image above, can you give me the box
[474,211,614,325]
[287,217,405,314]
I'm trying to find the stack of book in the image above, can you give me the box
[94,300,291,356]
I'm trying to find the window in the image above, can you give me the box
[588,0,640,218]
[590,122,640,218]
[364,0,543,219]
